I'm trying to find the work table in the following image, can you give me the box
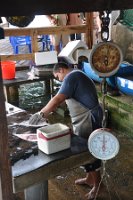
[6,104,94,200]
[3,67,54,106]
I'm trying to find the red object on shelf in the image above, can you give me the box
[1,61,16,79]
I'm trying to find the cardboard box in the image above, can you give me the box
[37,123,71,154]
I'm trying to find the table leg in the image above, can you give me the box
[3,86,10,102]
[50,78,54,98]
[45,78,54,98]
[24,181,48,200]
[45,80,50,95]
[4,86,19,106]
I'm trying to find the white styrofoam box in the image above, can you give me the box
[75,49,91,62]
[35,51,58,66]
[58,40,88,64]
[37,123,71,154]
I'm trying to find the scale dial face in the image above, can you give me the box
[88,128,120,160]
[90,42,123,77]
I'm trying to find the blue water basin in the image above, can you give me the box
[117,76,133,96]
[82,62,133,89]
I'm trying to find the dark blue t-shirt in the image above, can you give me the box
[58,69,103,129]
[58,69,98,109]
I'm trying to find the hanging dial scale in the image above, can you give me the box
[88,11,121,161]
[90,11,123,78]
[88,128,120,160]
[88,128,120,200]
[88,11,122,200]
[90,41,123,77]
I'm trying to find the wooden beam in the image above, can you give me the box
[1,54,33,62]
[1,25,88,62]
[4,25,87,36]
[0,65,14,199]
[0,0,133,16]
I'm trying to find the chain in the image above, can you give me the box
[100,11,111,42]
[101,78,108,128]
[98,11,111,128]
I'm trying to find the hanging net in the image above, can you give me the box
[119,9,133,30]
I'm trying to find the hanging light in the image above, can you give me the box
[6,16,35,27]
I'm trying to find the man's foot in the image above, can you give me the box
[75,178,88,185]
[85,186,97,200]
[75,177,93,187]
[85,183,105,200]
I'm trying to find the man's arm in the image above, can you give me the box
[46,15,57,25]
[40,93,67,118]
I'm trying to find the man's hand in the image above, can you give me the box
[29,112,44,125]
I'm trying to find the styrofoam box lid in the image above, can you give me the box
[37,123,70,138]
[35,51,58,66]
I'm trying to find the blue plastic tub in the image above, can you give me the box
[117,76,133,96]
[82,62,133,88]
[82,62,103,83]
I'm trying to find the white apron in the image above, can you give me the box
[66,98,97,139]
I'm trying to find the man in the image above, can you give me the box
[67,13,84,41]
[29,62,103,199]
[47,14,69,53]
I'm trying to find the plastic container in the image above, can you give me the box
[1,61,16,80]
[37,123,71,154]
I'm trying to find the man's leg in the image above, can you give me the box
[75,159,101,185]
[85,170,103,199]
[75,168,101,186]
[50,34,61,54]
[75,160,104,199]
[62,34,70,48]
[54,45,61,54]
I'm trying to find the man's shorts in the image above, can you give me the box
[51,34,69,47]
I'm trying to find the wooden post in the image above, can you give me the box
[0,65,14,199]
[85,12,93,49]
[31,29,38,62]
